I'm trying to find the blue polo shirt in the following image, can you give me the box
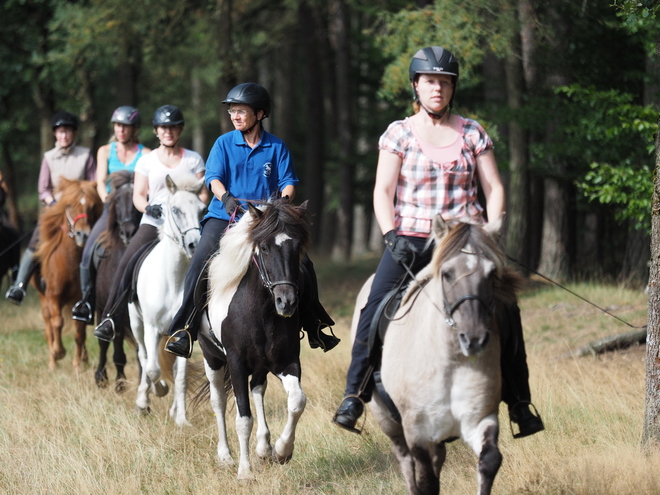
[203,129,299,223]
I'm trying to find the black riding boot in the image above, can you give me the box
[165,308,199,359]
[72,264,95,324]
[300,256,340,352]
[5,248,36,305]
[499,303,544,439]
[333,340,373,434]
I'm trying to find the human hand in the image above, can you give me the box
[383,230,418,266]
[221,191,243,215]
[145,204,163,219]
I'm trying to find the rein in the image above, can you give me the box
[252,249,299,294]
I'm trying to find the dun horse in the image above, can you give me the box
[94,171,142,391]
[34,179,103,369]
[127,175,205,425]
[198,198,310,480]
[353,215,521,495]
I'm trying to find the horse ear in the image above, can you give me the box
[247,202,263,218]
[298,200,309,212]
[484,212,505,237]
[165,175,177,195]
[432,214,449,240]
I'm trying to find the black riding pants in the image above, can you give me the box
[167,217,229,338]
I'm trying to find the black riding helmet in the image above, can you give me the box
[51,110,79,130]
[111,105,141,127]
[152,105,185,126]
[409,46,459,119]
[222,83,271,118]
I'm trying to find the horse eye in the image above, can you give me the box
[172,207,180,216]
[442,270,454,283]
[260,244,269,254]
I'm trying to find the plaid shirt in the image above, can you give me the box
[378,116,493,236]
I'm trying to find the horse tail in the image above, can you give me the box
[189,362,232,411]
[158,336,176,383]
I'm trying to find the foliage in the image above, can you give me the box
[561,85,657,231]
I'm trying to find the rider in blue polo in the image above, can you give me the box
[165,82,338,358]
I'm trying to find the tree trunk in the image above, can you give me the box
[329,0,354,262]
[504,34,530,272]
[216,0,236,135]
[191,72,205,155]
[299,1,326,247]
[0,142,21,230]
[644,109,660,446]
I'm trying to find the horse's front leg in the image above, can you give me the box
[250,369,271,460]
[112,333,128,394]
[130,309,151,415]
[169,356,191,427]
[273,370,306,464]
[204,360,233,466]
[72,319,88,370]
[465,415,501,495]
[229,358,254,480]
[43,296,66,368]
[95,338,111,388]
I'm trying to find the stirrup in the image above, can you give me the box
[165,328,193,359]
[94,317,116,342]
[72,300,93,324]
[5,285,26,305]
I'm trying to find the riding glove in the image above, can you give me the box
[145,204,163,219]
[222,191,243,216]
[383,229,418,266]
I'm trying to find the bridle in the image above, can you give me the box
[252,248,299,295]
[441,249,495,329]
[163,203,201,258]
[63,206,88,238]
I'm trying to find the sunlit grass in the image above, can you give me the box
[0,262,657,494]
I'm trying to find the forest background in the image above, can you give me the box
[0,0,658,285]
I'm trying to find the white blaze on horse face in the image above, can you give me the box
[275,233,291,246]
[80,197,87,206]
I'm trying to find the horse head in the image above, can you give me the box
[247,199,310,318]
[105,171,141,247]
[162,175,206,259]
[432,214,511,357]
[52,178,103,248]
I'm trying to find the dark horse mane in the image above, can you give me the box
[247,198,311,252]
[430,221,524,306]
[98,170,134,251]
[36,179,102,263]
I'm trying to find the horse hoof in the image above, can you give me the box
[136,406,151,417]
[272,448,293,465]
[237,470,255,481]
[115,379,127,394]
[152,381,169,397]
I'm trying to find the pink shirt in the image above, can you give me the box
[378,116,493,237]
[38,144,96,204]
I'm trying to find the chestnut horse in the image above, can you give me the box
[33,179,103,370]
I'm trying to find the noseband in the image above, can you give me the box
[63,206,88,238]
[441,249,495,329]
[252,248,298,294]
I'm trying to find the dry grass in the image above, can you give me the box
[0,261,658,494]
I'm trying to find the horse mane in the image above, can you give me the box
[36,179,100,263]
[98,171,134,250]
[406,221,523,306]
[208,198,310,302]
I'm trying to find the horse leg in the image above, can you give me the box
[95,338,110,388]
[467,418,501,495]
[169,356,191,427]
[44,297,66,368]
[112,333,128,393]
[72,319,88,370]
[131,313,151,415]
[387,433,417,495]
[204,360,233,466]
[39,296,56,369]
[144,324,168,397]
[228,358,254,480]
[250,369,271,460]
[410,444,439,495]
[272,371,306,464]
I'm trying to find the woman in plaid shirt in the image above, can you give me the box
[333,47,544,438]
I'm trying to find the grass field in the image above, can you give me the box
[0,254,658,494]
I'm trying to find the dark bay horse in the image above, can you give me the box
[94,170,142,391]
[352,215,522,495]
[34,179,103,370]
[198,198,310,480]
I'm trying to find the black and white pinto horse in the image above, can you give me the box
[197,198,310,480]
[352,215,521,495]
